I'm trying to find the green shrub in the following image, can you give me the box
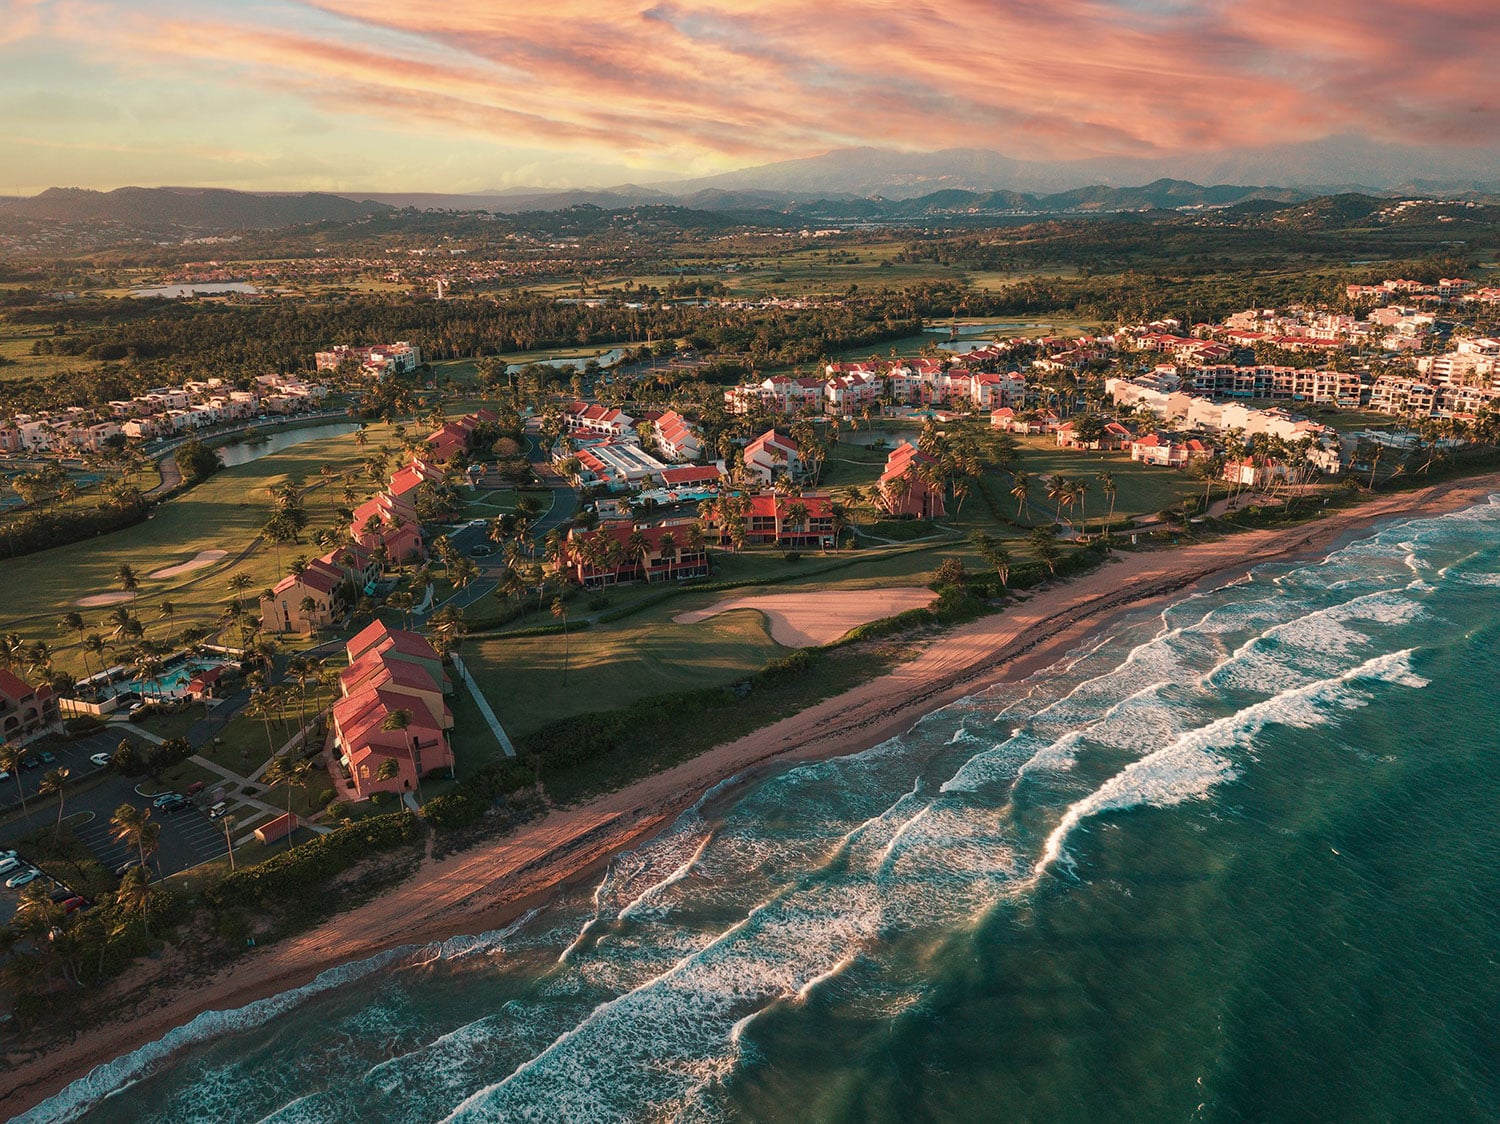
[64,715,104,736]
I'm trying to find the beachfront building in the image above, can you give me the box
[563,520,711,586]
[0,669,59,742]
[331,622,455,801]
[878,441,947,519]
[742,429,803,485]
[707,493,836,549]
[1129,433,1213,468]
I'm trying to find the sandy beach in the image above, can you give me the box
[6,475,1498,1118]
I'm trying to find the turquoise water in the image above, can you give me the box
[28,500,1500,1122]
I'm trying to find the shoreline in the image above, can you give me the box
[6,473,1498,1118]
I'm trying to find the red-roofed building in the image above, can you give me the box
[563,520,710,586]
[660,465,722,489]
[742,429,802,485]
[1129,433,1212,468]
[389,457,445,501]
[259,558,350,634]
[332,623,455,800]
[0,669,58,740]
[709,493,836,549]
[878,441,947,519]
[651,410,703,462]
[562,401,635,438]
[352,491,425,566]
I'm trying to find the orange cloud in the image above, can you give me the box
[11,0,1500,170]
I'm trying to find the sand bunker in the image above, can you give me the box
[148,549,227,579]
[76,591,134,607]
[674,587,935,648]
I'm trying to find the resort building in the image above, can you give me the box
[563,520,711,586]
[0,669,59,742]
[259,558,350,635]
[388,457,446,502]
[562,402,635,438]
[878,441,947,519]
[651,410,703,462]
[314,341,421,376]
[331,622,454,801]
[742,429,803,485]
[351,490,425,565]
[708,493,836,549]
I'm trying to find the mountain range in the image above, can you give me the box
[4,141,1499,231]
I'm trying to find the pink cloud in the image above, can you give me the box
[13,0,1500,167]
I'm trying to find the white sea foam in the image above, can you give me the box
[1034,648,1427,875]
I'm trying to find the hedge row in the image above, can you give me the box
[0,493,148,558]
[204,812,423,910]
[423,761,536,830]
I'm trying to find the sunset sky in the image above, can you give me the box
[2,0,1498,194]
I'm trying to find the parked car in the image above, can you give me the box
[6,868,40,889]
[208,801,229,819]
[0,856,23,877]
[186,781,206,796]
[114,859,141,877]
[470,544,494,557]
[38,750,56,765]
[0,769,9,782]
[90,752,113,768]
[160,797,190,814]
[153,791,184,808]
[20,755,40,770]
[61,896,88,914]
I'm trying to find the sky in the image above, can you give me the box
[2,0,1498,195]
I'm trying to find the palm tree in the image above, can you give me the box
[115,562,139,606]
[220,813,238,872]
[109,803,158,872]
[27,641,54,685]
[264,753,312,823]
[1046,474,1070,526]
[551,597,570,685]
[59,610,86,655]
[1009,471,1031,519]
[82,632,107,689]
[114,865,153,939]
[1097,471,1117,534]
[0,741,28,813]
[0,632,24,671]
[157,601,176,638]
[40,767,70,842]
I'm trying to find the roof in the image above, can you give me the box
[660,465,721,486]
[0,668,36,703]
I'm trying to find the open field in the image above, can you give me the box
[462,609,785,742]
[0,420,408,676]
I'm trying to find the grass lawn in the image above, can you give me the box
[1009,438,1206,523]
[0,420,411,677]
[462,608,786,741]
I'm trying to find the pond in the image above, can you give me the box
[214,421,361,467]
[128,282,261,299]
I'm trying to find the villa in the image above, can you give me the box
[878,441,947,519]
[563,520,711,586]
[0,669,59,742]
[259,558,350,634]
[742,429,803,485]
[331,622,455,801]
[651,410,703,462]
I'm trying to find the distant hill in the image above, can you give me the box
[0,187,392,230]
[649,141,1500,200]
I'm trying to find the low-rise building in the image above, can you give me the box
[878,441,947,519]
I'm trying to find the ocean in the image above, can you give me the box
[26,499,1500,1123]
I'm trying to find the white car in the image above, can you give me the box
[0,856,22,876]
[90,752,113,768]
[5,867,40,889]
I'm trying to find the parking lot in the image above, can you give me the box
[0,730,230,890]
